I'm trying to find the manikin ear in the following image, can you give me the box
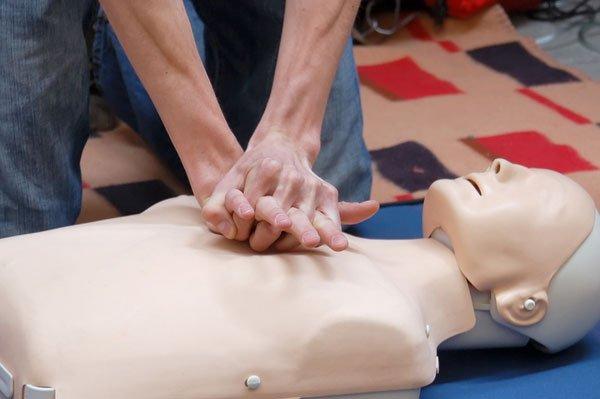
[492,288,549,327]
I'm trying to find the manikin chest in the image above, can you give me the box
[0,197,474,399]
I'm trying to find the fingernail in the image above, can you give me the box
[275,214,291,227]
[238,205,253,218]
[331,235,347,249]
[218,221,234,239]
[301,231,320,246]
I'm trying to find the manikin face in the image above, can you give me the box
[423,159,596,326]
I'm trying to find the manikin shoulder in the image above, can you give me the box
[0,196,474,399]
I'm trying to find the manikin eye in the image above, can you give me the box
[466,178,482,196]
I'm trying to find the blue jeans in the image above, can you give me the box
[0,0,371,239]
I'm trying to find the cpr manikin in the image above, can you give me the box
[0,159,598,399]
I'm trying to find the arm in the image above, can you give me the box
[251,0,361,161]
[98,0,242,199]
[203,0,364,251]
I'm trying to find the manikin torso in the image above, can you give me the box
[0,196,477,399]
[1,159,598,399]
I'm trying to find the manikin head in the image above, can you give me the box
[423,159,600,352]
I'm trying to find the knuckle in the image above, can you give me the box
[288,207,301,218]
[289,172,305,188]
[311,183,321,196]
[258,196,275,210]
[260,158,282,176]
[201,205,220,221]
[260,157,272,167]
[304,179,319,193]
[255,196,267,208]
[322,183,338,197]
[224,189,241,203]
[312,214,328,230]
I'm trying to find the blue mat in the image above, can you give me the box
[349,202,600,399]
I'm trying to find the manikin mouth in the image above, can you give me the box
[465,177,482,196]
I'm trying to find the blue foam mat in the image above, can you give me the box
[350,202,600,398]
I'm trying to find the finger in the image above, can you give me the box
[249,221,282,252]
[244,158,282,205]
[201,194,237,239]
[249,195,292,252]
[313,211,348,251]
[236,159,282,241]
[255,196,292,229]
[287,180,320,249]
[273,233,301,252]
[286,207,320,248]
[233,213,254,241]
[225,188,255,241]
[339,200,380,225]
[250,169,305,251]
[317,182,341,227]
[272,168,305,210]
[294,179,319,223]
[224,189,254,220]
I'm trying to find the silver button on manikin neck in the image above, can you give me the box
[245,375,261,390]
[523,298,536,311]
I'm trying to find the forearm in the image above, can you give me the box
[251,0,360,162]
[99,1,241,180]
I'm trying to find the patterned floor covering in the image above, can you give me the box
[79,6,600,222]
[356,5,600,204]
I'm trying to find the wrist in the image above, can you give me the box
[253,78,324,163]
[172,116,242,197]
[250,125,321,164]
[184,144,242,200]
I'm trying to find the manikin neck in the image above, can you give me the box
[439,283,530,350]
[426,231,530,350]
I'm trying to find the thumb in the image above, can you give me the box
[200,192,237,239]
[338,200,379,225]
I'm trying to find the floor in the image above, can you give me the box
[511,0,600,79]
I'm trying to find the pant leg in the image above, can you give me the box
[191,0,284,149]
[312,39,373,203]
[93,0,206,184]
[0,0,94,238]
[97,0,372,202]
[193,1,372,202]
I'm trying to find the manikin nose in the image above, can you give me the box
[465,159,515,194]
[490,158,508,174]
[489,158,516,180]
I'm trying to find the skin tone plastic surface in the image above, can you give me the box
[423,159,596,326]
[0,196,474,399]
[0,160,596,399]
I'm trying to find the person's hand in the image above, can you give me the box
[201,132,378,251]
[184,137,244,210]
[197,0,363,252]
[201,131,374,251]
[249,198,379,252]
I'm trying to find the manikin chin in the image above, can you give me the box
[0,159,599,399]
